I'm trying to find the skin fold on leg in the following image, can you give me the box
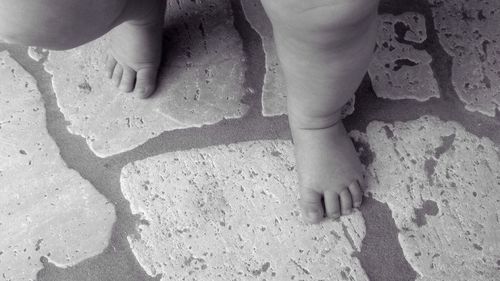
[261,0,379,223]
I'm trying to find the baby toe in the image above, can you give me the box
[299,188,325,224]
[340,189,353,215]
[135,67,158,99]
[112,64,124,88]
[324,191,341,219]
[119,68,136,93]
[105,54,117,79]
[349,181,363,208]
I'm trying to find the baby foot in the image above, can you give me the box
[105,0,165,98]
[292,120,364,224]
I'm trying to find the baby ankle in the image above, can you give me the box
[288,109,343,131]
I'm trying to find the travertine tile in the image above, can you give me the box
[430,0,500,116]
[45,0,248,158]
[369,13,440,101]
[121,140,367,280]
[358,116,500,280]
[0,52,115,281]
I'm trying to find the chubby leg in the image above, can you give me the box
[0,0,127,49]
[261,0,379,223]
[0,0,164,98]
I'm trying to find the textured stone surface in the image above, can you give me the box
[0,52,116,281]
[369,13,440,101]
[241,0,355,118]
[358,116,500,280]
[430,0,500,116]
[121,140,367,280]
[45,0,248,158]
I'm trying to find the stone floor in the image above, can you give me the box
[1,0,499,280]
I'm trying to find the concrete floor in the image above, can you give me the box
[1,0,499,280]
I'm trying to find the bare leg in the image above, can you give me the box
[0,0,127,49]
[261,0,379,223]
[0,0,164,98]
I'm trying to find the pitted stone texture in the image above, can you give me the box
[121,140,367,280]
[241,0,355,118]
[369,13,439,101]
[361,116,500,280]
[45,0,247,158]
[0,52,115,281]
[430,0,500,116]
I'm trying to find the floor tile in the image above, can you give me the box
[369,13,440,102]
[358,116,500,280]
[0,52,115,281]
[121,140,367,280]
[430,0,500,116]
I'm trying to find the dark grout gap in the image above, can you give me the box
[356,197,419,281]
[230,0,266,117]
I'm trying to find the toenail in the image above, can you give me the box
[330,213,341,219]
[307,211,321,221]
[343,209,352,215]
